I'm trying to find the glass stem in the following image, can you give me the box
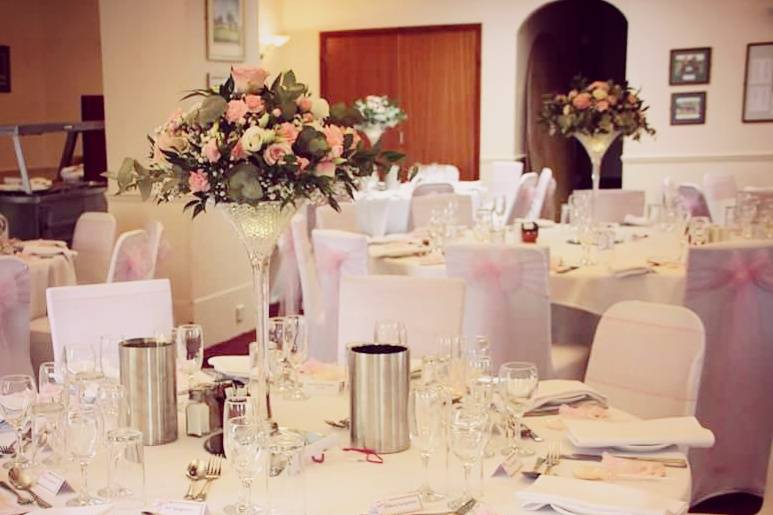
[239,478,252,512]
[13,429,23,464]
[462,463,472,500]
[80,461,89,501]
[251,257,272,423]
[513,415,522,448]
[420,452,431,494]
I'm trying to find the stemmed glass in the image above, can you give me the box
[492,194,507,229]
[65,405,103,506]
[0,374,37,468]
[374,320,407,346]
[96,381,126,434]
[176,324,204,393]
[33,364,65,465]
[267,317,290,392]
[498,361,538,457]
[64,343,103,404]
[410,384,445,502]
[283,315,308,401]
[224,416,265,515]
[449,404,490,509]
[38,362,64,405]
[223,396,254,439]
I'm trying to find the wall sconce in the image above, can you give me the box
[260,34,289,59]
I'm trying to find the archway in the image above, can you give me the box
[516,0,628,216]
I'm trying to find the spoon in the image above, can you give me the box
[0,480,33,505]
[8,467,52,508]
[520,456,547,479]
[184,459,206,500]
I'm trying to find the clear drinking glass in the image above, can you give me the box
[0,374,37,468]
[267,430,306,515]
[646,203,662,226]
[282,315,308,401]
[223,396,253,445]
[492,194,507,230]
[497,361,538,457]
[64,343,103,404]
[96,381,126,434]
[65,405,103,506]
[102,428,144,508]
[224,416,265,515]
[449,404,490,509]
[31,397,65,466]
[473,208,493,242]
[410,384,445,502]
[267,317,290,392]
[374,320,407,346]
[737,193,758,239]
[38,362,64,405]
[688,216,711,246]
[176,324,204,392]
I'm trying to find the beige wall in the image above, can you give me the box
[0,0,103,173]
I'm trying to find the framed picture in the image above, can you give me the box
[0,45,10,93]
[670,47,711,85]
[742,41,773,123]
[206,0,245,62]
[671,92,707,125]
[207,72,229,89]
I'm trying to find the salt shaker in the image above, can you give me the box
[186,388,211,437]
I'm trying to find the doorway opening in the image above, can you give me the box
[517,0,627,211]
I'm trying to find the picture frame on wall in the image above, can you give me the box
[670,47,711,85]
[0,45,10,93]
[742,41,773,123]
[206,0,245,62]
[671,92,707,125]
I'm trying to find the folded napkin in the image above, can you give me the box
[609,259,653,278]
[21,245,76,258]
[24,239,67,248]
[367,234,421,245]
[517,475,687,515]
[565,416,715,449]
[530,380,608,413]
[414,252,445,266]
[369,242,428,259]
[624,214,652,226]
[573,452,666,481]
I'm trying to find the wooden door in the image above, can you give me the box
[320,25,481,179]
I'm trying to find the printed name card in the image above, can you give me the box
[150,500,208,515]
[37,470,71,495]
[368,493,423,515]
[493,451,522,477]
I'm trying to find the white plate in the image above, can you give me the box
[612,443,673,452]
[208,355,250,379]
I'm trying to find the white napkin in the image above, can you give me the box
[530,380,608,412]
[624,214,651,226]
[517,475,687,515]
[369,242,428,259]
[565,416,715,449]
[609,259,653,278]
[21,245,76,258]
[367,234,421,245]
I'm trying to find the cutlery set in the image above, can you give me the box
[183,455,223,501]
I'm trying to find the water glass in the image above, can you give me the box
[473,208,493,242]
[267,318,290,392]
[267,430,306,515]
[449,404,490,509]
[31,397,65,465]
[65,405,103,506]
[225,416,265,515]
[102,428,144,508]
[646,203,662,225]
[38,362,64,405]
[594,225,616,268]
[373,320,407,346]
[737,194,758,239]
[411,385,445,502]
[0,374,37,468]
[176,324,204,391]
[223,396,253,445]
[492,194,507,229]
[96,381,127,433]
[688,216,711,246]
[282,315,308,401]
[497,361,538,457]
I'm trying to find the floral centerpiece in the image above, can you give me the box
[108,66,402,423]
[353,95,407,145]
[540,77,655,192]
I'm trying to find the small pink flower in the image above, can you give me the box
[302,113,314,123]
[263,142,292,165]
[244,95,264,113]
[165,108,184,132]
[296,156,310,172]
[276,122,299,144]
[202,139,221,162]
[226,100,249,123]
[297,97,312,112]
[572,93,592,110]
[230,140,247,161]
[323,125,344,147]
[595,100,609,112]
[314,160,336,177]
[231,67,269,94]
[272,108,282,117]
[188,170,210,193]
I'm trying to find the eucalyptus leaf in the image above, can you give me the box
[193,95,227,125]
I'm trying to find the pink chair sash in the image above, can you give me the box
[0,267,30,330]
[0,258,33,377]
[467,256,548,299]
[114,238,152,282]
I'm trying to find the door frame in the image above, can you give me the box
[320,23,482,179]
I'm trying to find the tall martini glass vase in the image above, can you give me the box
[574,130,621,219]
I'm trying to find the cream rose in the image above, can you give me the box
[240,126,274,153]
[153,133,188,164]
[231,67,270,94]
[310,98,330,119]
[592,88,608,101]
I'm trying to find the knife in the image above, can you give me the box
[561,453,687,468]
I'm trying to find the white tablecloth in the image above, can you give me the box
[19,254,77,319]
[21,391,691,514]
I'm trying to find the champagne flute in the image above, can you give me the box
[0,374,36,468]
[65,405,103,506]
[410,384,445,502]
[176,324,204,393]
[224,416,265,515]
[283,315,308,401]
[498,361,538,457]
[449,404,490,509]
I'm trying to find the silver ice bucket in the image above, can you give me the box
[348,343,410,453]
[119,337,178,445]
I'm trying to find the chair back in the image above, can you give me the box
[338,274,465,363]
[144,220,164,279]
[106,229,154,283]
[415,163,459,184]
[677,183,712,219]
[72,212,117,284]
[445,243,553,376]
[585,300,705,419]
[413,183,454,197]
[703,173,737,224]
[761,440,773,515]
[311,229,368,362]
[47,279,174,377]
[486,161,523,221]
[507,172,538,223]
[541,177,557,220]
[410,193,473,229]
[354,197,390,237]
[572,189,646,223]
[0,257,33,377]
[527,167,553,220]
[291,214,323,341]
[315,203,360,233]
[684,242,773,504]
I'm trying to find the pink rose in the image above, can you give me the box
[588,80,610,92]
[165,108,184,133]
[202,139,221,162]
[263,142,292,165]
[595,100,609,112]
[244,95,264,113]
[276,122,299,144]
[231,67,269,94]
[272,108,282,117]
[314,160,336,177]
[568,89,578,99]
[296,156,310,172]
[323,125,344,147]
[297,97,313,112]
[188,170,210,193]
[302,113,314,123]
[226,100,249,123]
[572,93,592,110]
[230,140,247,161]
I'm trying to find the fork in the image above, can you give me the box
[194,456,223,501]
[543,442,561,476]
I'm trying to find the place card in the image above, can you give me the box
[37,470,72,495]
[302,379,344,396]
[368,493,423,515]
[493,451,523,477]
[150,500,208,515]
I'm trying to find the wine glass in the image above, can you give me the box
[689,216,711,246]
[498,361,538,457]
[223,396,253,443]
[449,404,490,509]
[64,344,103,404]
[224,416,265,515]
[410,384,445,502]
[283,315,308,401]
[0,374,37,468]
[176,324,204,393]
[38,362,64,405]
[267,317,290,392]
[96,381,126,434]
[65,405,103,506]
[373,320,407,346]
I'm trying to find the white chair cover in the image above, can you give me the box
[585,300,705,419]
[413,183,454,197]
[410,193,474,229]
[486,161,524,222]
[47,279,174,377]
[572,189,646,223]
[415,163,460,184]
[72,212,116,284]
[527,168,553,220]
[0,213,9,239]
[507,172,538,223]
[0,257,33,377]
[144,220,164,279]
[275,229,300,315]
[311,229,368,362]
[703,172,737,224]
[338,274,465,362]
[315,203,361,233]
[445,243,554,377]
[677,183,712,219]
[290,214,325,353]
[541,177,558,220]
[106,229,154,283]
[685,242,773,504]
[354,197,390,237]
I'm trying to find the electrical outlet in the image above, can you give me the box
[235,304,245,324]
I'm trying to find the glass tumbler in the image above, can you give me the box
[103,428,145,509]
[267,430,306,515]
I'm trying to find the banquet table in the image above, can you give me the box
[18,389,693,514]
[18,251,77,319]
